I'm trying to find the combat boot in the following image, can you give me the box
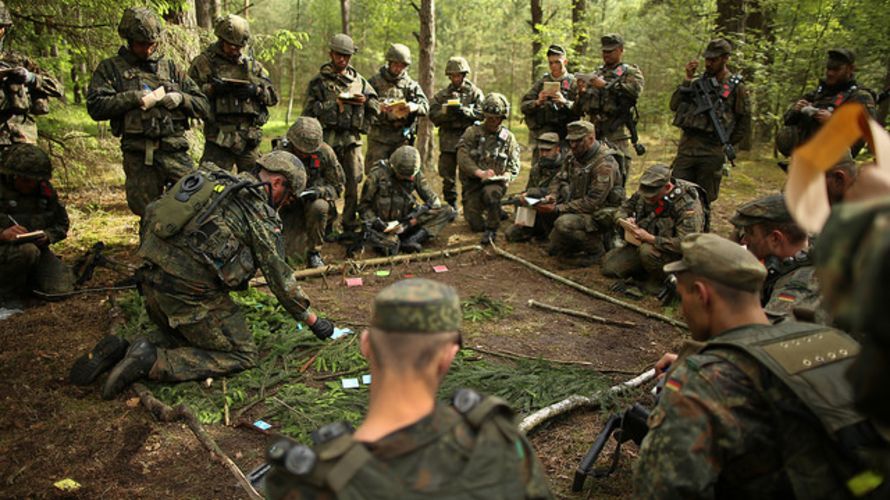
[69,335,130,386]
[400,229,429,253]
[480,230,496,245]
[102,339,157,400]
[307,252,325,269]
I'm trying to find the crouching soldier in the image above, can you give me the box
[505,132,564,243]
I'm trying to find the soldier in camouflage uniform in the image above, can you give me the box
[189,14,278,172]
[429,56,484,209]
[504,132,563,243]
[264,278,554,500]
[365,43,429,171]
[358,146,454,255]
[303,34,379,234]
[0,144,74,306]
[276,117,344,268]
[70,151,335,399]
[0,1,62,156]
[87,7,209,217]
[457,93,521,245]
[538,120,624,264]
[636,233,887,499]
[669,39,750,202]
[576,34,644,179]
[521,44,578,162]
[731,193,826,324]
[601,164,705,288]
[777,49,876,158]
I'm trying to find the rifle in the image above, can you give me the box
[600,78,646,157]
[501,195,523,207]
[395,202,433,233]
[679,77,737,167]
[571,403,652,492]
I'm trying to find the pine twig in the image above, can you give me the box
[527,299,637,328]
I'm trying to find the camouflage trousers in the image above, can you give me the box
[0,243,74,300]
[671,153,724,202]
[140,279,257,382]
[505,211,557,243]
[122,147,194,217]
[547,212,612,257]
[364,206,455,255]
[364,138,405,175]
[601,243,676,282]
[438,151,459,206]
[462,179,506,232]
[200,140,260,173]
[334,144,363,232]
[279,198,334,260]
[606,136,632,183]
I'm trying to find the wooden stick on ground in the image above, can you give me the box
[289,244,482,280]
[518,368,657,434]
[527,299,637,328]
[489,243,687,330]
[467,345,593,367]
[132,383,262,500]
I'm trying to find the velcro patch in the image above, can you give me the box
[762,329,859,375]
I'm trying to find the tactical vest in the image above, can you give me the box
[370,162,417,221]
[762,251,812,306]
[634,179,709,234]
[469,127,512,175]
[109,56,189,139]
[138,167,263,289]
[0,180,59,232]
[672,74,742,136]
[313,66,370,134]
[705,322,889,499]
[207,51,268,121]
[526,73,575,135]
[0,61,32,115]
[441,82,479,131]
[372,69,420,130]
[588,63,631,117]
[566,144,624,206]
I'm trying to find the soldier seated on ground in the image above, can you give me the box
[276,117,345,268]
[601,163,706,295]
[69,151,335,399]
[537,120,624,266]
[263,278,554,499]
[505,132,564,243]
[635,233,886,499]
[357,146,454,256]
[731,193,826,324]
[0,144,74,308]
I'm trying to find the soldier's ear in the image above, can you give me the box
[436,340,460,378]
[359,329,372,360]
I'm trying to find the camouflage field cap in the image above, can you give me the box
[536,132,560,149]
[730,193,792,228]
[118,7,164,43]
[703,39,732,58]
[371,278,461,334]
[639,164,671,195]
[827,48,855,68]
[664,233,766,293]
[566,120,596,140]
[286,117,324,154]
[601,34,624,51]
[0,1,12,27]
[329,34,356,55]
[0,143,52,179]
[546,44,567,56]
[256,150,307,193]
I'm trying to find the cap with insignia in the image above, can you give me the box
[546,44,566,56]
[703,39,732,58]
[371,278,461,333]
[664,233,767,293]
[601,33,624,51]
[730,193,793,228]
[827,48,855,68]
[536,132,560,149]
[565,120,596,140]
[639,164,672,196]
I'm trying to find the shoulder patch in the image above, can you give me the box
[761,329,859,375]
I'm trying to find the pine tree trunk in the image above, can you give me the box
[415,0,436,169]
[340,0,351,36]
[571,0,587,59]
[530,0,543,82]
[196,0,213,29]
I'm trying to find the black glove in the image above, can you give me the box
[210,77,233,94]
[310,318,334,340]
[7,67,31,85]
[371,218,387,232]
[231,83,259,100]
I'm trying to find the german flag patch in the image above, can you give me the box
[665,379,682,392]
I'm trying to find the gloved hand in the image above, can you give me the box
[160,92,184,110]
[231,83,259,100]
[140,89,163,110]
[372,218,387,232]
[310,318,334,340]
[7,67,33,85]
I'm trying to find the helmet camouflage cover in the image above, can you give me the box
[214,14,250,46]
[385,43,412,65]
[482,92,510,118]
[286,117,324,154]
[329,33,356,55]
[0,1,12,27]
[445,56,471,75]
[0,143,53,179]
[118,7,164,43]
[256,150,307,193]
[389,145,421,178]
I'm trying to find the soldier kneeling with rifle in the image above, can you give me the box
[356,146,455,256]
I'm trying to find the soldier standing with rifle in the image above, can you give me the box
[189,14,278,172]
[576,34,645,180]
[669,39,750,202]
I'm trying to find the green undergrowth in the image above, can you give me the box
[114,287,611,442]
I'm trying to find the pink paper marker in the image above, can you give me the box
[432,265,448,273]
[345,277,363,287]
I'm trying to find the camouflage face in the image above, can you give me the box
[371,278,461,334]
[389,146,421,178]
[214,14,250,47]
[482,93,509,118]
[286,117,324,154]
[118,7,164,43]
[0,143,53,179]
[385,43,412,65]
[256,150,307,194]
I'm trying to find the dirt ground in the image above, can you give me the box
[0,141,785,498]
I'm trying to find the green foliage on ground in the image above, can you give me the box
[461,293,514,322]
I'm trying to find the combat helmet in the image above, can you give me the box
[256,150,307,193]
[385,43,412,65]
[286,117,324,154]
[445,57,470,75]
[482,93,510,118]
[118,7,164,43]
[214,14,250,47]
[329,34,356,55]
[390,145,421,178]
[0,1,13,27]
[0,144,53,179]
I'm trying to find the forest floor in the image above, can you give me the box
[0,115,787,498]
